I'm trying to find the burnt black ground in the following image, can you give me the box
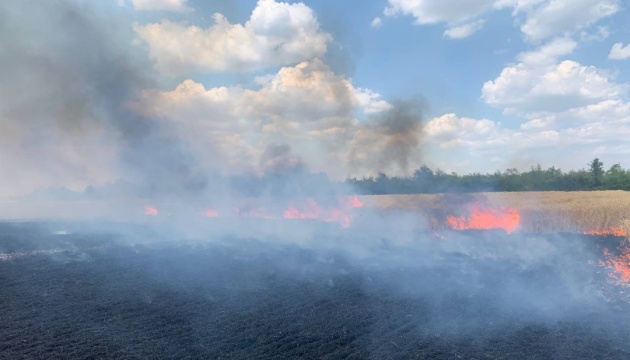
[1,222,630,359]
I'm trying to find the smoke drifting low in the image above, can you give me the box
[4,219,630,357]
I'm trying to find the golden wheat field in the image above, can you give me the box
[358,191,630,235]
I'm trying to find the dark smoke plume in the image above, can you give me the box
[376,99,425,172]
[259,144,305,175]
[349,98,425,175]
[0,0,205,198]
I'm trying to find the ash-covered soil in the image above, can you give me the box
[1,222,630,359]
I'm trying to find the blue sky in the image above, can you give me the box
[1,0,630,195]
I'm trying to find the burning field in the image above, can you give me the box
[2,0,630,358]
[2,194,630,359]
[361,191,630,235]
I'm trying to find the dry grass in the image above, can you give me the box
[358,191,630,234]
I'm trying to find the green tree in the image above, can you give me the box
[413,165,434,192]
[604,163,627,190]
[589,158,604,188]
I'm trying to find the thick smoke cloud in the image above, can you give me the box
[0,0,428,224]
[0,0,416,208]
[0,0,205,198]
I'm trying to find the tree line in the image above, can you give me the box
[346,158,630,194]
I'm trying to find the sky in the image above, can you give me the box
[1,0,629,196]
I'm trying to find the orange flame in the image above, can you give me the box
[601,247,630,284]
[203,208,219,217]
[446,206,520,234]
[141,196,362,227]
[283,198,353,228]
[345,195,364,208]
[584,228,628,237]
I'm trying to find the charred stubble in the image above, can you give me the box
[1,223,630,359]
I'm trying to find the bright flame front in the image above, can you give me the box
[601,247,630,285]
[446,205,520,234]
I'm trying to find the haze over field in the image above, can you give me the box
[0,0,629,201]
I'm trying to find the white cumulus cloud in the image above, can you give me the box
[518,0,619,42]
[425,113,500,146]
[444,19,486,39]
[609,42,630,60]
[384,0,496,24]
[131,0,193,12]
[371,17,383,28]
[384,0,619,42]
[422,101,630,173]
[133,0,331,74]
[482,38,624,115]
[516,37,576,65]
